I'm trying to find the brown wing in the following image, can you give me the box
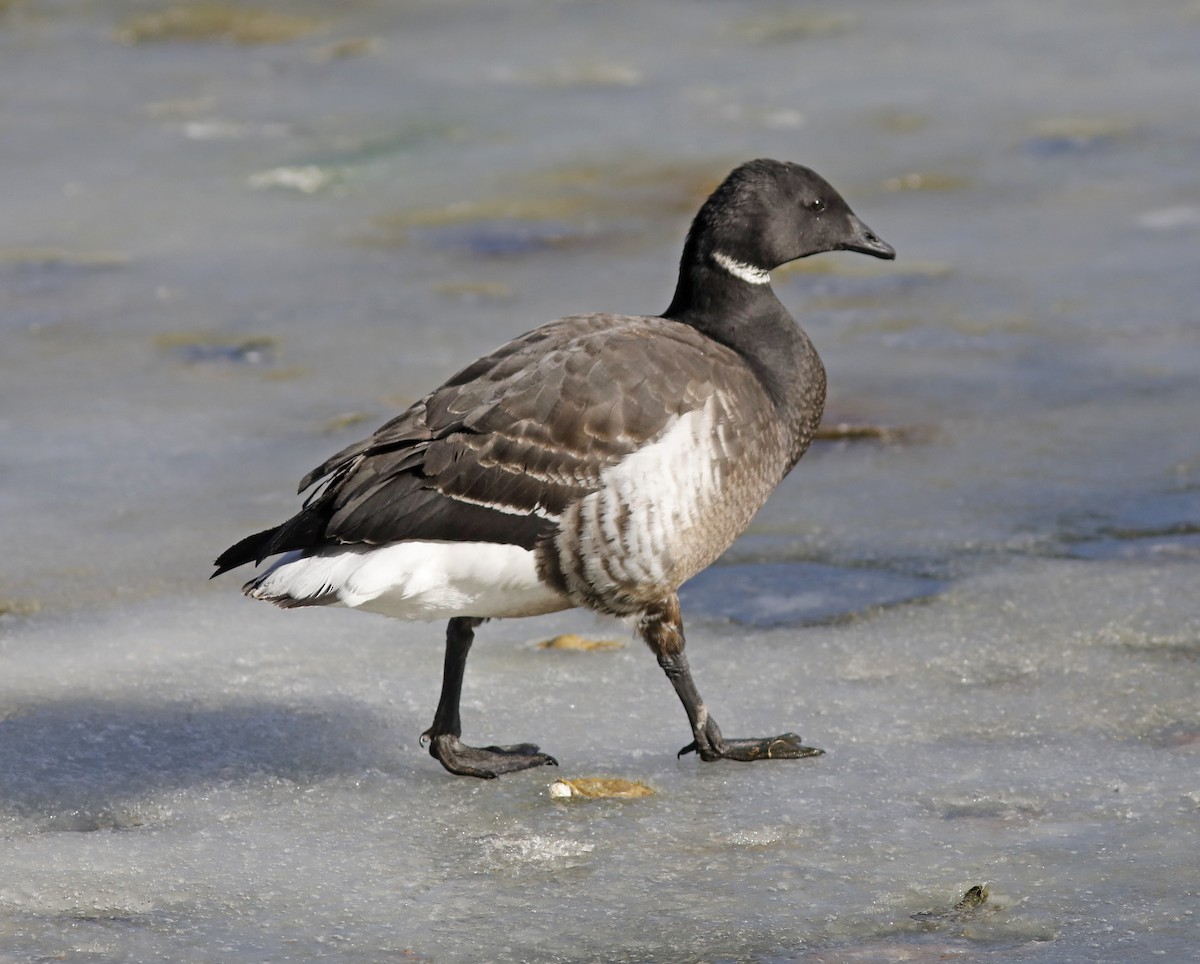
[214,313,757,572]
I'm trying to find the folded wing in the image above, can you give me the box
[213,314,746,574]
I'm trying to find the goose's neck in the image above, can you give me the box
[663,253,825,419]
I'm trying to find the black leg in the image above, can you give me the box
[639,595,823,763]
[420,617,558,779]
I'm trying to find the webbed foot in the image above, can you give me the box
[424,733,558,779]
[643,602,825,769]
[678,731,824,762]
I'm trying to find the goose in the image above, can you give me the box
[214,158,895,778]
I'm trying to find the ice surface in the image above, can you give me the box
[681,562,943,627]
[3,563,1198,961]
[3,0,1199,960]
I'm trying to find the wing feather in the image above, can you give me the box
[218,313,764,571]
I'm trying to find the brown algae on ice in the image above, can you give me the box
[814,422,929,445]
[362,196,596,253]
[116,5,323,45]
[531,159,725,218]
[320,411,373,435]
[1030,115,1131,141]
[502,59,643,89]
[371,159,728,247]
[549,778,655,800]
[383,196,591,230]
[956,884,991,911]
[309,36,379,62]
[537,634,624,652]
[912,883,993,927]
[730,11,858,44]
[0,599,41,617]
[870,111,932,134]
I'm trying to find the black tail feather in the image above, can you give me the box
[258,506,330,562]
[212,526,281,577]
[212,502,332,578]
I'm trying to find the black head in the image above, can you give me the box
[685,159,895,272]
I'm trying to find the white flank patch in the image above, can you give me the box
[247,541,572,620]
[712,250,770,285]
[565,396,726,593]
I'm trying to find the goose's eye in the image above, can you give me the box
[808,198,826,213]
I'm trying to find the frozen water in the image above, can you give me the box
[4,564,1198,961]
[681,562,943,627]
[3,0,1199,960]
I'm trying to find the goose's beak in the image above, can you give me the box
[842,215,896,260]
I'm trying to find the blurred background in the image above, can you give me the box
[2,1,1198,960]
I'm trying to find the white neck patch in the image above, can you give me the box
[712,251,770,285]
